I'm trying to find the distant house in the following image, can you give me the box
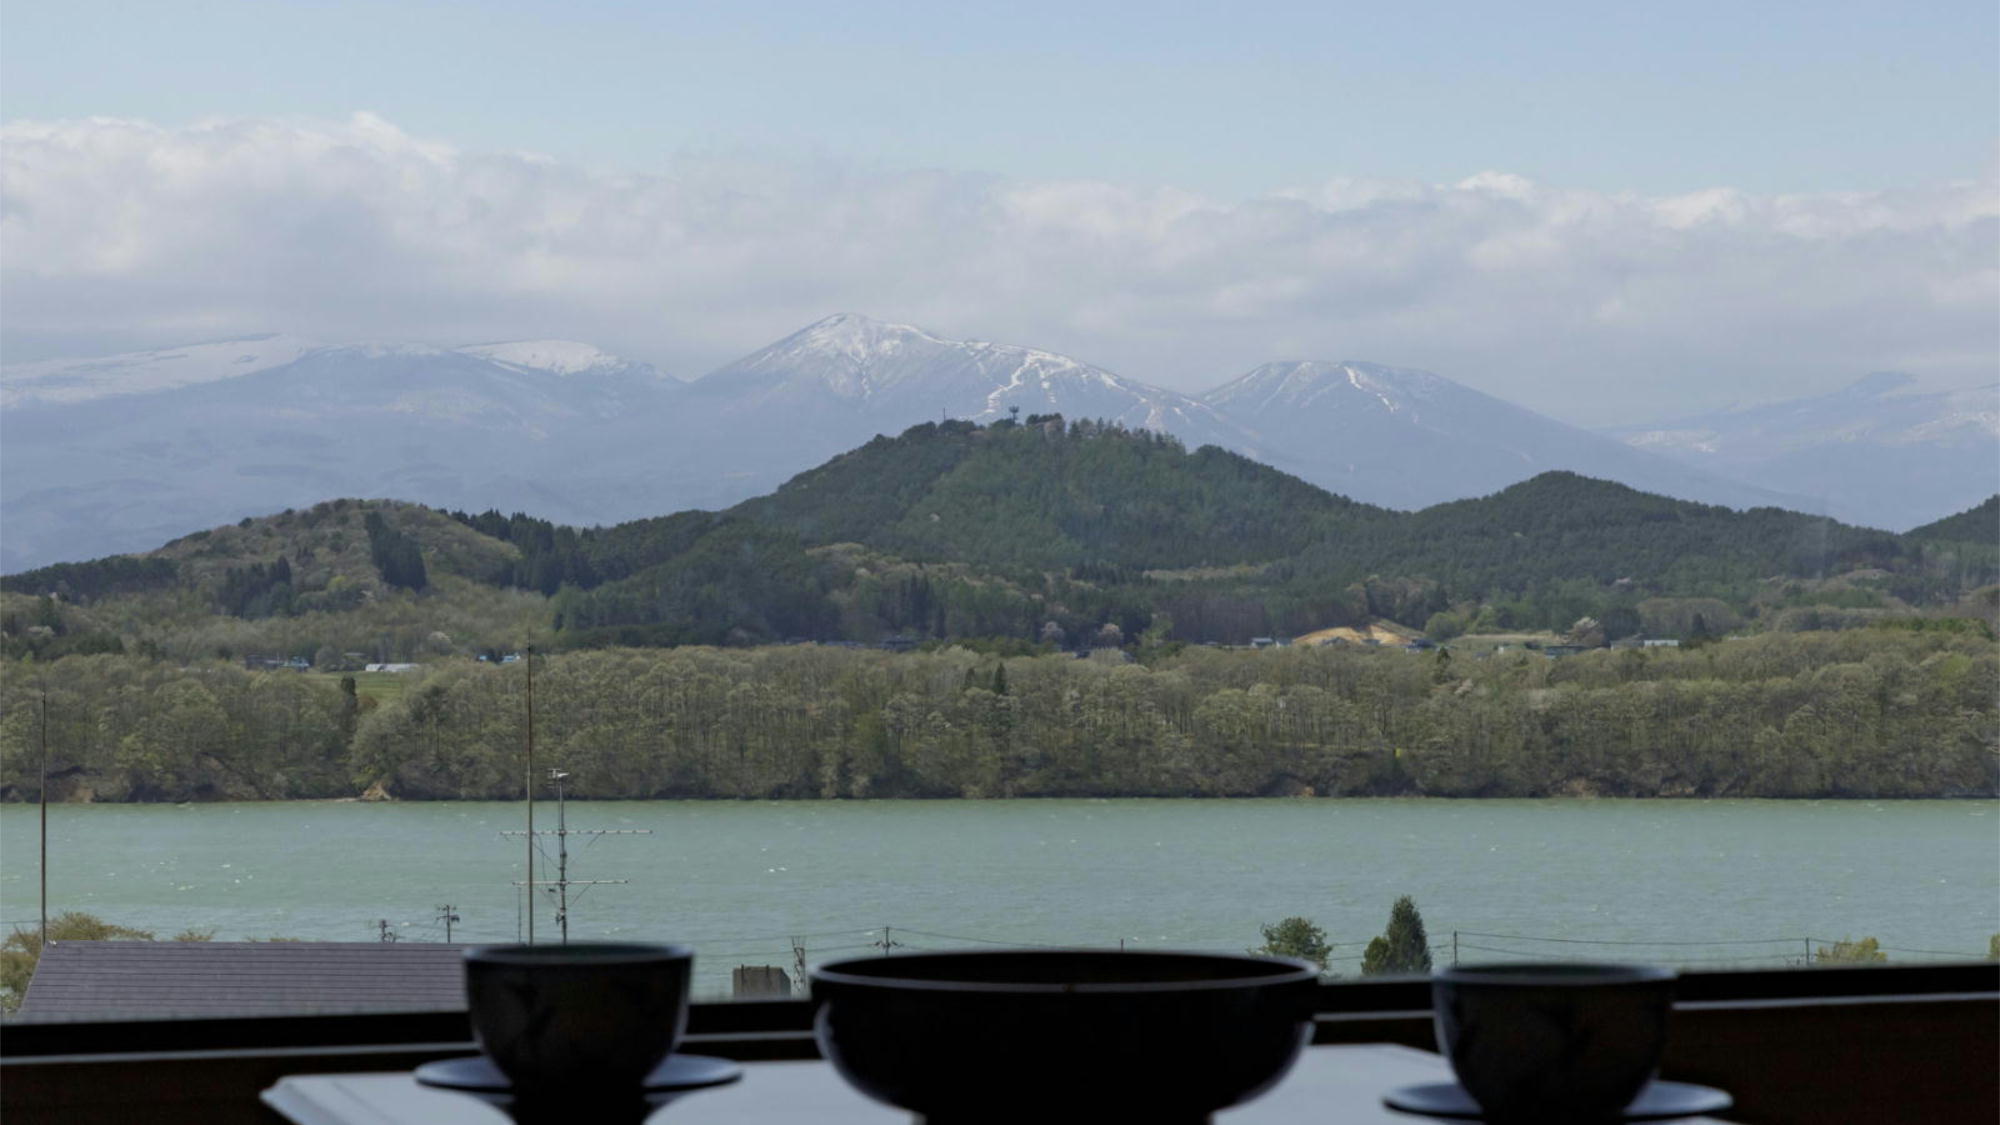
[1643,638,1682,648]
[17,941,470,1021]
[363,663,420,673]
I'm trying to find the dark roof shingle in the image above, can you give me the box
[18,941,472,1020]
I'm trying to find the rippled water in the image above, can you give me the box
[3,797,1994,997]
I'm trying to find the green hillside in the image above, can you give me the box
[533,424,1989,647]
[5,418,1994,660]
[1909,496,1998,544]
[2,499,548,665]
[737,417,1385,568]
[4,421,1995,805]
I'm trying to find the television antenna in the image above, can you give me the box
[501,769,651,945]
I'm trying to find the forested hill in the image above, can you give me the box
[1909,496,1999,544]
[730,417,1387,569]
[1318,473,1908,595]
[4,418,1995,660]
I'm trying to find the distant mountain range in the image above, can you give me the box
[1201,360,1803,514]
[3,316,1992,570]
[1601,372,1999,531]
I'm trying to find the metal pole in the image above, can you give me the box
[524,647,535,946]
[39,690,49,947]
[553,769,570,946]
[1452,931,1459,966]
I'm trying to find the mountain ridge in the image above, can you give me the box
[3,315,1964,570]
[1603,372,1999,530]
[6,420,1989,664]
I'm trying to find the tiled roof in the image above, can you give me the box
[18,941,472,1019]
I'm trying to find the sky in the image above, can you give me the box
[2,0,1995,423]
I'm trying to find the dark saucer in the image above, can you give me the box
[1384,1078,1732,1122]
[415,1052,743,1095]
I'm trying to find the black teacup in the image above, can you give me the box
[1433,962,1676,1124]
[464,943,693,1094]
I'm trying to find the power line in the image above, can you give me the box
[499,768,650,945]
[1454,942,1797,964]
[1807,939,1988,960]
[1454,930,1807,947]
[700,927,881,945]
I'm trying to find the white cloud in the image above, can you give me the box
[3,113,1993,423]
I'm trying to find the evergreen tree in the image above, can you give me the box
[1361,896,1433,976]
[1253,917,1332,972]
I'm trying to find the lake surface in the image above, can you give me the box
[3,798,1995,997]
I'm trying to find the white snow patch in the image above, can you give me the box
[1,334,321,407]
[458,340,635,377]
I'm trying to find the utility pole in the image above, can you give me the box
[502,768,649,945]
[39,690,49,948]
[874,926,902,956]
[378,919,400,943]
[552,770,571,944]
[792,936,808,996]
[437,904,460,943]
[524,646,535,945]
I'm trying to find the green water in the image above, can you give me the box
[3,798,1995,997]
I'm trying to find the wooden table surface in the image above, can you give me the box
[263,1043,1736,1124]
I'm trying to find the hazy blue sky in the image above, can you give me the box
[2,1,1994,420]
[5,0,1993,197]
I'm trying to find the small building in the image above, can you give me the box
[363,663,420,673]
[17,941,471,1021]
[731,965,793,999]
[1643,638,1681,649]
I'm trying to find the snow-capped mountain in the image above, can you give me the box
[6,315,1972,572]
[1604,373,2000,531]
[672,314,1260,503]
[692,314,1250,444]
[456,340,666,381]
[0,342,688,570]
[0,334,323,408]
[1203,360,1816,514]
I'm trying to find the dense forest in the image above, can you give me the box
[1,419,1993,803]
[1909,496,1999,545]
[1,628,1992,802]
[12,418,1990,663]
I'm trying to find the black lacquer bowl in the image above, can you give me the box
[1433,963,1677,1124]
[811,949,1319,1124]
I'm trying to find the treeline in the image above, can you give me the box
[4,629,1991,803]
[452,421,1995,648]
[6,425,1994,663]
[0,657,355,801]
[0,556,179,602]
